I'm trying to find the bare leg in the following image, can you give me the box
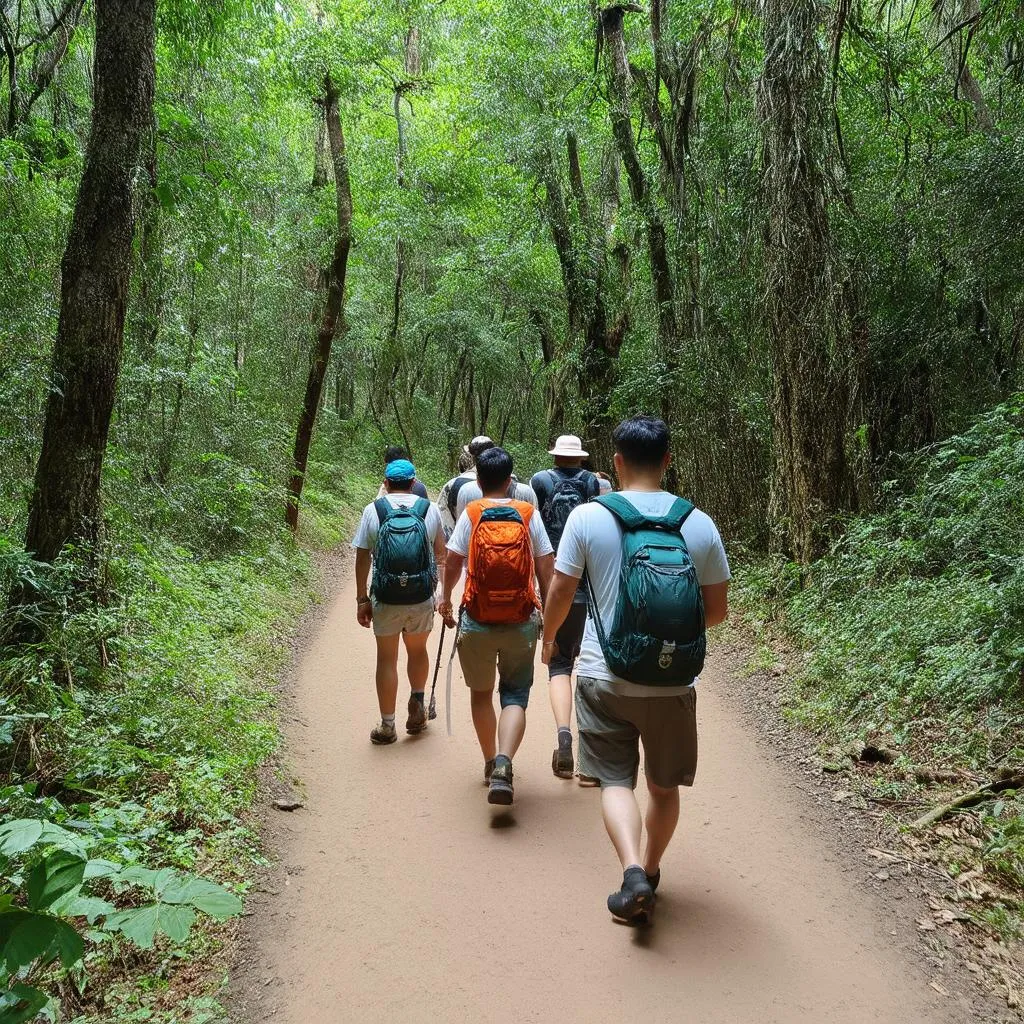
[402,630,430,695]
[642,779,680,876]
[497,705,526,759]
[600,785,643,869]
[548,673,572,730]
[374,634,401,717]
[470,689,497,761]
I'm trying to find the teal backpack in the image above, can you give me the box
[371,498,436,605]
[588,494,706,686]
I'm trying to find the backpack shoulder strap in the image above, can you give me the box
[449,475,471,518]
[410,497,430,521]
[595,493,649,531]
[659,497,696,531]
[512,499,535,527]
[374,497,394,525]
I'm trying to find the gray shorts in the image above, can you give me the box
[575,675,698,789]
[371,598,435,637]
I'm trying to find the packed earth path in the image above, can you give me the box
[231,554,972,1024]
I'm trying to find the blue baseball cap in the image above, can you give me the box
[385,458,416,482]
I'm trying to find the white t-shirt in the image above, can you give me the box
[447,498,554,559]
[455,480,537,521]
[352,493,443,554]
[555,491,730,696]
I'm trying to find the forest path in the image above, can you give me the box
[231,553,968,1024]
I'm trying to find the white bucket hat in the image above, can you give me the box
[548,434,589,458]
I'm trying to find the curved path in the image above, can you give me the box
[232,556,969,1024]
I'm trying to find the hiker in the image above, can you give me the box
[353,458,447,745]
[438,446,554,806]
[377,446,429,500]
[436,435,494,538]
[541,416,730,925]
[452,451,538,520]
[529,435,601,782]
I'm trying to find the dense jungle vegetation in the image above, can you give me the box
[0,0,1022,1018]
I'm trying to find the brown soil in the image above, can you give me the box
[230,554,994,1024]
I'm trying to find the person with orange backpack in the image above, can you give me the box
[438,447,554,805]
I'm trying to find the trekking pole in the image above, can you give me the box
[428,621,446,721]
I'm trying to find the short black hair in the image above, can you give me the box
[476,446,514,492]
[612,416,671,470]
[384,445,409,465]
[386,477,414,493]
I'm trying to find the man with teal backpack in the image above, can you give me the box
[541,416,730,926]
[353,459,446,745]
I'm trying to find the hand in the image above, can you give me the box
[437,598,457,629]
[357,599,373,629]
[541,639,558,666]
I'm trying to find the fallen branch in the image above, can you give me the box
[911,773,1024,830]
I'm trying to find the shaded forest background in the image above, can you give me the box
[1,0,1022,1019]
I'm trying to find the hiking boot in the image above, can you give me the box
[370,721,397,745]
[406,695,427,734]
[552,738,574,779]
[647,869,661,893]
[607,866,655,925]
[483,758,496,786]
[487,755,514,805]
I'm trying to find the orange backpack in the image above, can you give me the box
[462,499,539,625]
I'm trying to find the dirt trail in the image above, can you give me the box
[232,555,971,1024]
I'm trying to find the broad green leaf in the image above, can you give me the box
[49,891,116,926]
[0,911,56,971]
[158,876,242,919]
[49,918,84,969]
[105,902,197,949]
[0,982,49,1024]
[28,851,86,911]
[115,865,159,889]
[0,821,43,858]
[84,858,121,880]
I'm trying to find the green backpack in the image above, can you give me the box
[371,497,436,605]
[588,494,706,686]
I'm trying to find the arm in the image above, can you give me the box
[702,581,729,628]
[433,527,447,578]
[534,552,554,606]
[355,547,373,628]
[439,550,465,627]
[541,569,577,664]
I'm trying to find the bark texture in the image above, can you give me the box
[22,0,156,566]
[756,0,858,562]
[286,75,353,530]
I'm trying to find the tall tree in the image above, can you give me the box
[286,72,354,531]
[756,0,858,561]
[20,0,157,569]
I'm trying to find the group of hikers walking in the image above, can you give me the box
[351,417,731,925]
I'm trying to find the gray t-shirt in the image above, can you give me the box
[555,491,731,696]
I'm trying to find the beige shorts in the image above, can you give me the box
[371,598,435,637]
[575,676,698,788]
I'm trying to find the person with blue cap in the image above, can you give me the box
[352,457,446,744]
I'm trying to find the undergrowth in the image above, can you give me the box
[0,433,386,1022]
[734,394,1024,944]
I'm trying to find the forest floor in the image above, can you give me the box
[227,550,1015,1024]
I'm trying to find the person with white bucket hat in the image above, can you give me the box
[530,435,601,782]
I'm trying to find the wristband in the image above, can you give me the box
[357,597,371,606]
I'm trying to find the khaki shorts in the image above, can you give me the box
[456,613,539,709]
[371,598,435,637]
[575,675,698,789]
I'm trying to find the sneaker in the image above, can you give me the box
[370,721,397,745]
[552,740,574,779]
[577,773,600,788]
[406,696,427,734]
[607,866,655,925]
[483,758,496,786]
[487,755,514,805]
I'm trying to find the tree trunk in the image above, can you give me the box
[20,0,156,569]
[286,74,353,530]
[756,0,858,562]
